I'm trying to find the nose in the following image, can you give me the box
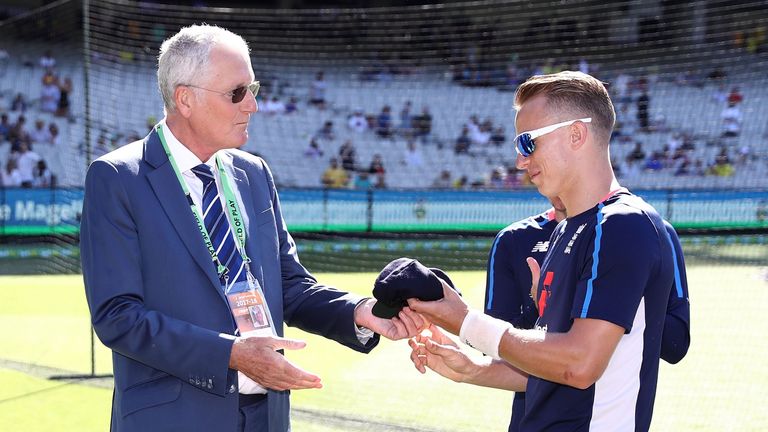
[515,153,529,170]
[241,91,258,114]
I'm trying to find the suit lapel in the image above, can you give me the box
[225,153,265,288]
[143,130,227,300]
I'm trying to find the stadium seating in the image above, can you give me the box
[2,39,767,190]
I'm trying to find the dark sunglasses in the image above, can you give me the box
[185,81,260,104]
[514,118,592,157]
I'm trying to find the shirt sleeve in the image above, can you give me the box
[484,229,538,329]
[661,222,691,363]
[570,207,663,332]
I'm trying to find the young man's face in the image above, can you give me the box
[514,96,573,199]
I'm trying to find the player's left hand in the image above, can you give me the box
[406,279,468,335]
[354,299,427,340]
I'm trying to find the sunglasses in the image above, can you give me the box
[514,118,592,157]
[185,81,260,104]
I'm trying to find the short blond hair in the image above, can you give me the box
[514,71,615,143]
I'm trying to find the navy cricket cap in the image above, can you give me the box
[371,257,460,319]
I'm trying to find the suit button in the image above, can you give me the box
[229,384,236,394]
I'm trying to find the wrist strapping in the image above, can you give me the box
[459,310,511,360]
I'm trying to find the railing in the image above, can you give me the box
[1,187,767,235]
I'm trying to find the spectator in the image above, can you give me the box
[402,140,423,167]
[368,154,386,177]
[285,96,298,114]
[707,66,727,82]
[11,93,27,112]
[667,132,683,153]
[263,96,286,114]
[736,144,753,165]
[303,138,324,159]
[644,151,665,172]
[453,175,469,189]
[56,77,72,118]
[470,118,492,146]
[9,115,30,150]
[487,168,504,189]
[612,70,632,104]
[628,141,646,163]
[674,159,692,176]
[1,159,22,187]
[637,89,650,132]
[347,109,367,133]
[39,50,56,70]
[93,134,111,159]
[40,74,60,114]
[32,159,53,187]
[432,170,452,188]
[315,120,335,141]
[30,119,52,145]
[503,166,521,188]
[466,115,481,140]
[711,84,728,105]
[490,126,506,146]
[710,153,734,177]
[721,101,742,137]
[613,104,636,143]
[309,71,327,108]
[338,140,357,171]
[375,105,394,139]
[48,123,61,146]
[321,158,348,188]
[398,100,413,137]
[15,142,41,187]
[0,113,10,141]
[455,126,471,154]
[373,172,387,189]
[352,171,373,190]
[413,106,432,144]
[727,86,743,105]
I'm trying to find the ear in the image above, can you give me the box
[173,85,195,119]
[570,120,589,151]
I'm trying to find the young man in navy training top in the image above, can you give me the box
[485,199,690,431]
[408,71,684,431]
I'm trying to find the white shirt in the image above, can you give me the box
[16,150,41,183]
[721,106,742,133]
[163,122,269,394]
[348,114,367,133]
[1,168,22,186]
[30,126,52,145]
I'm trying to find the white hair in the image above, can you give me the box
[157,24,250,112]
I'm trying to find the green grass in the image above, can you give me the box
[1,267,767,431]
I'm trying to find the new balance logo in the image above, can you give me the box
[531,241,550,253]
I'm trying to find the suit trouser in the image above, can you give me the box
[238,394,271,432]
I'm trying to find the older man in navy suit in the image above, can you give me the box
[81,24,423,432]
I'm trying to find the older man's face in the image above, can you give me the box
[189,43,257,153]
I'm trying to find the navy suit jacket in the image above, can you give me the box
[81,129,379,432]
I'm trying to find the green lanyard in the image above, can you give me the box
[156,124,250,280]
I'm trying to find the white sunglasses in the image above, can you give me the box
[514,118,592,157]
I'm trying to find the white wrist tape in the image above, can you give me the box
[459,310,511,360]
